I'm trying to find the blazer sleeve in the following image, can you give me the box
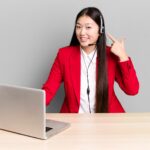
[42,49,64,105]
[115,57,139,95]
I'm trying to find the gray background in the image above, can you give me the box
[0,0,149,112]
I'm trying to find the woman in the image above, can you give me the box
[42,7,139,113]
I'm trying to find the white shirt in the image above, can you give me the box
[79,47,97,113]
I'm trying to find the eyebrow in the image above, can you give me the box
[76,22,93,25]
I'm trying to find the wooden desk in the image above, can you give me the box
[0,113,150,150]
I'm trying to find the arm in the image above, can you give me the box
[42,49,64,105]
[115,58,139,95]
[107,33,139,95]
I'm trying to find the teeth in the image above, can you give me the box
[80,37,87,41]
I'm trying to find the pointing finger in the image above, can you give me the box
[107,33,118,43]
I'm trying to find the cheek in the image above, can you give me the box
[75,30,80,38]
[95,34,100,40]
[89,29,99,38]
[90,33,99,41]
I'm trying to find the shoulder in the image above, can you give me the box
[59,45,79,54]
[57,45,80,59]
[106,46,111,54]
[106,45,118,61]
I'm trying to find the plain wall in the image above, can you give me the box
[0,0,149,112]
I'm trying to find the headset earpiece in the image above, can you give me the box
[100,15,104,33]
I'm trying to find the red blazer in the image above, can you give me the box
[42,46,139,113]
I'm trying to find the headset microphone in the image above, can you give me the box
[88,43,96,46]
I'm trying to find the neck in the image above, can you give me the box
[81,45,96,54]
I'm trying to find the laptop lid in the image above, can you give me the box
[0,84,47,139]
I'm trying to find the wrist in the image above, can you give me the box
[119,55,129,62]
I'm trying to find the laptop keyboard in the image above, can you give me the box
[46,127,53,132]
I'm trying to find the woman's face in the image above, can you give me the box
[75,15,100,48]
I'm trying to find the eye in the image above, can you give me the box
[86,26,92,29]
[76,25,81,29]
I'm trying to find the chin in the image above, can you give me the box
[80,43,89,47]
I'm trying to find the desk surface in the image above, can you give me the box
[1,113,150,150]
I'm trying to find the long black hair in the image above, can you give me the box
[70,7,108,112]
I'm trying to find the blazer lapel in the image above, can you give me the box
[70,46,80,106]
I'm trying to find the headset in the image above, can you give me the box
[100,15,104,34]
[88,14,104,47]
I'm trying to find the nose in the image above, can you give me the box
[80,27,86,35]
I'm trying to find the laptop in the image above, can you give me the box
[0,84,70,140]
